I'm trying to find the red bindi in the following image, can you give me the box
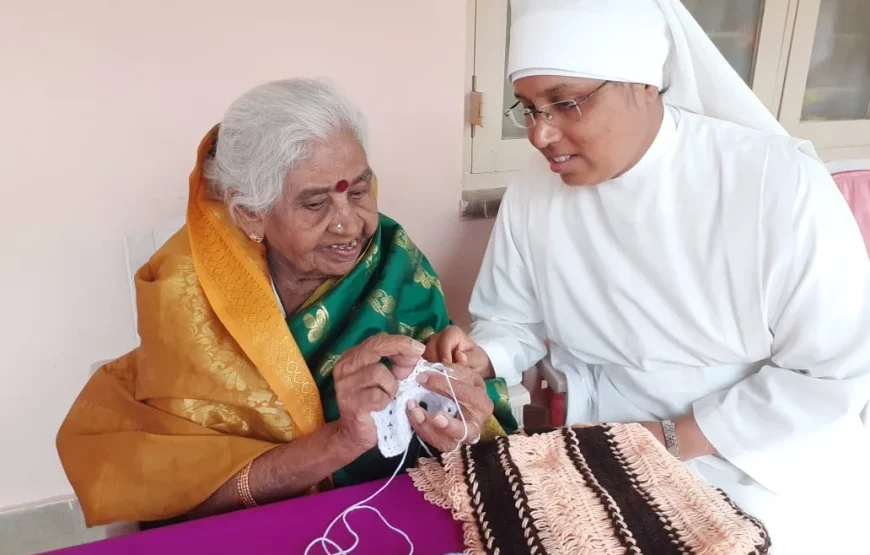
[335,179,349,193]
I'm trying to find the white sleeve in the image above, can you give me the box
[693,152,870,494]
[469,187,548,387]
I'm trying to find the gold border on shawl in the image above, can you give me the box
[186,126,324,437]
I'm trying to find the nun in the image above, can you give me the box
[425,0,870,552]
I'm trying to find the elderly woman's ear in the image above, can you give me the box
[232,205,267,243]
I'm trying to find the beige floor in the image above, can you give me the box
[0,499,136,555]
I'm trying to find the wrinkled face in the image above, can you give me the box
[512,75,662,186]
[238,132,379,279]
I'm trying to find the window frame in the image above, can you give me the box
[777,0,870,150]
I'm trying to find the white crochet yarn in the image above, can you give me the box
[371,361,459,457]
[305,360,468,555]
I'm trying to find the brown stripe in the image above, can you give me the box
[567,426,684,555]
[462,440,540,555]
[562,428,642,553]
[494,436,550,555]
[601,425,695,554]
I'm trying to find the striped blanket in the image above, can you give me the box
[409,424,770,555]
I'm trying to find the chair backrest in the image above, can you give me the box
[827,159,870,259]
[122,217,185,341]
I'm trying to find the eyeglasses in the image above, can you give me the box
[504,81,610,130]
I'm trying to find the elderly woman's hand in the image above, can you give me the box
[333,333,426,456]
[407,364,494,453]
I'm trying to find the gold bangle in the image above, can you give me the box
[236,461,258,509]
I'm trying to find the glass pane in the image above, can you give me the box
[680,0,764,84]
[502,3,526,140]
[801,0,870,122]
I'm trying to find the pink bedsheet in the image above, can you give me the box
[833,170,870,258]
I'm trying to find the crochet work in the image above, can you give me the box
[371,361,459,457]
[409,424,770,555]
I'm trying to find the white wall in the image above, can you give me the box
[0,0,494,509]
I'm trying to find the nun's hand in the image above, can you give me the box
[424,326,495,379]
[638,417,717,462]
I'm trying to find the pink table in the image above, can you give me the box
[44,476,465,555]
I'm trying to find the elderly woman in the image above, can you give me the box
[57,78,516,527]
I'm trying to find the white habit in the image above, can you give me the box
[470,105,870,553]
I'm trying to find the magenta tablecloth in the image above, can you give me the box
[45,475,465,555]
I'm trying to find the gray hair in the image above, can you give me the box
[205,78,368,216]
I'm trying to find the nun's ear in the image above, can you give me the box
[641,84,661,102]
